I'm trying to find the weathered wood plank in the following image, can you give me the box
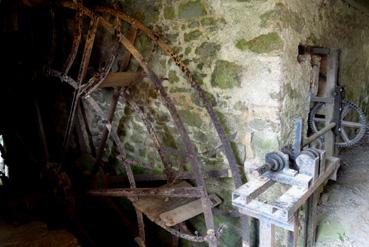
[160,194,221,227]
[274,157,339,221]
[272,186,306,220]
[238,201,295,232]
[232,179,274,207]
[259,220,275,247]
[286,213,299,247]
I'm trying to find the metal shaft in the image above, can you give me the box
[252,163,272,177]
[303,122,336,146]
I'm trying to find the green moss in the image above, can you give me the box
[201,17,226,27]
[184,47,192,55]
[200,17,216,26]
[178,0,207,19]
[124,142,135,153]
[163,6,175,19]
[195,42,221,64]
[236,32,283,54]
[184,30,202,42]
[259,3,304,32]
[170,87,191,93]
[161,126,177,148]
[136,33,154,57]
[260,9,279,28]
[168,70,179,83]
[131,165,146,175]
[306,33,319,45]
[173,46,183,54]
[178,109,203,127]
[185,60,193,66]
[286,83,302,99]
[167,33,179,43]
[188,20,200,28]
[211,60,242,89]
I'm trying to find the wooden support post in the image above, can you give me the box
[259,220,275,247]
[322,49,340,156]
[287,213,299,247]
[304,191,320,247]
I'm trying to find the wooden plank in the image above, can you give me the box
[232,179,274,207]
[234,157,339,230]
[99,72,144,88]
[159,194,221,226]
[304,191,320,247]
[259,220,275,247]
[264,171,312,188]
[238,201,295,231]
[279,157,339,221]
[272,186,307,221]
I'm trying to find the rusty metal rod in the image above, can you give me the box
[156,221,225,243]
[63,16,100,149]
[107,169,231,184]
[303,122,336,146]
[48,69,78,88]
[63,10,82,75]
[252,163,273,177]
[89,186,203,198]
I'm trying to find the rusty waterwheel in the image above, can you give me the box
[46,2,249,246]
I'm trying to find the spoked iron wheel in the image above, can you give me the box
[309,100,367,147]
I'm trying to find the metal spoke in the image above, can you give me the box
[340,128,350,143]
[313,117,326,123]
[341,120,364,128]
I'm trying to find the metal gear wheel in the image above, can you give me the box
[309,100,367,147]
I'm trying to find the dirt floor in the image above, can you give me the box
[316,145,369,247]
[0,221,79,247]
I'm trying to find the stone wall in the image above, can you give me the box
[86,0,369,246]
